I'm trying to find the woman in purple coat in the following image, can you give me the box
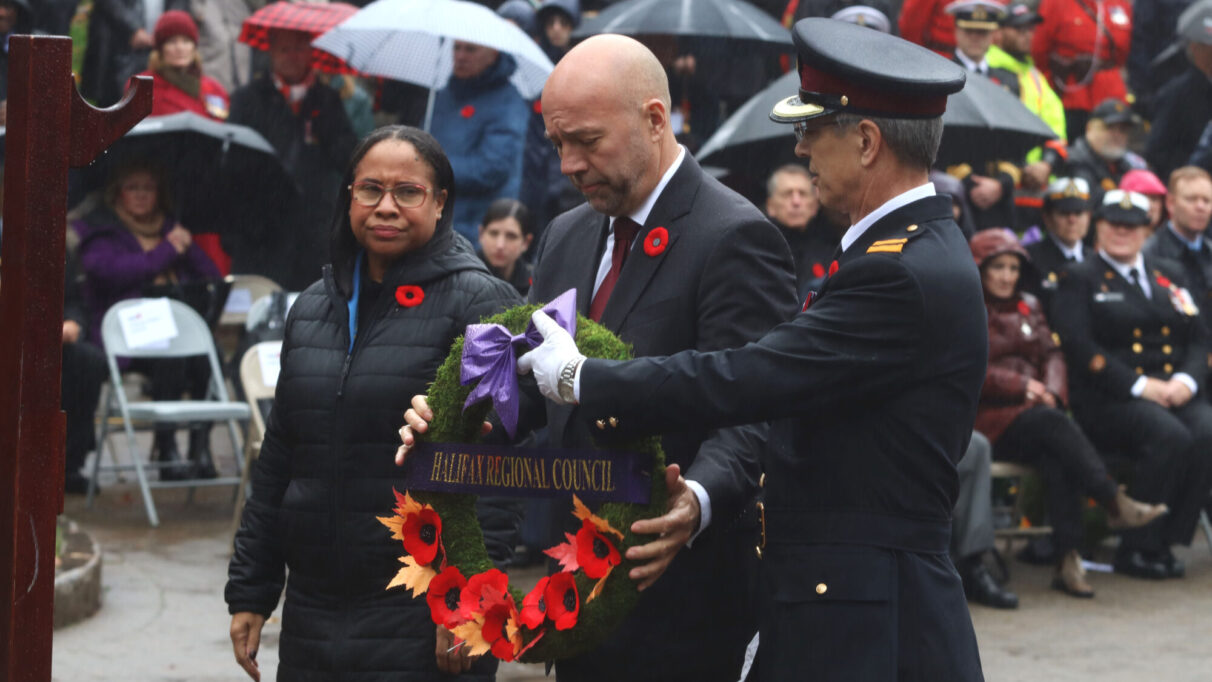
[73,159,222,480]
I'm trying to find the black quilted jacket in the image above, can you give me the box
[226,225,522,681]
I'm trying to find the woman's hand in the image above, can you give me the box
[229,612,266,681]
[435,625,478,674]
[1025,378,1049,404]
[396,395,490,465]
[166,224,192,255]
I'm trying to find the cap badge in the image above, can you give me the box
[973,8,988,19]
[1120,193,1134,209]
[839,95,849,106]
[1063,181,1080,197]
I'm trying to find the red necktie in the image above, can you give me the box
[589,217,640,322]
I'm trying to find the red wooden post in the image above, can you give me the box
[0,36,151,681]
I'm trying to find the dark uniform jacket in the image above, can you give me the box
[1050,254,1208,411]
[578,195,987,681]
[525,154,799,682]
[226,227,521,681]
[1025,235,1093,312]
[1063,136,1149,202]
[1144,224,1212,337]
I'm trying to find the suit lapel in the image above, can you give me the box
[597,155,700,330]
[537,213,609,314]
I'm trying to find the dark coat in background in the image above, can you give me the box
[524,153,799,682]
[81,0,189,106]
[577,196,988,681]
[227,74,357,290]
[226,223,522,681]
[1148,67,1212,181]
[1063,136,1149,204]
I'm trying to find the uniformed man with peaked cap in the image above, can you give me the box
[1026,176,1094,309]
[518,18,987,681]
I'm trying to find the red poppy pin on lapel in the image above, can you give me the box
[812,262,826,278]
[828,260,839,276]
[461,105,475,118]
[1157,275,1172,289]
[643,227,669,257]
[1017,300,1031,317]
[396,285,425,307]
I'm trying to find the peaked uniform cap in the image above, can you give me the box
[946,0,1007,30]
[771,18,967,124]
[1096,190,1151,225]
[1044,177,1091,212]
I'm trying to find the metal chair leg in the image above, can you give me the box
[1200,508,1212,555]
[122,418,159,527]
[86,384,110,508]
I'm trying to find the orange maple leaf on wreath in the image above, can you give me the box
[386,555,437,598]
[571,495,624,541]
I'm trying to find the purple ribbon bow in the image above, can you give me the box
[460,289,578,437]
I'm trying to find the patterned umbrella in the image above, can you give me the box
[239,1,360,74]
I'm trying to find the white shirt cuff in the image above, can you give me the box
[1131,376,1148,398]
[1174,373,1199,396]
[684,479,712,547]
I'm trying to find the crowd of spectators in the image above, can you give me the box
[21,0,1212,620]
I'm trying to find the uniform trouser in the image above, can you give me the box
[951,432,995,559]
[61,340,107,474]
[1077,399,1212,551]
[994,406,1119,556]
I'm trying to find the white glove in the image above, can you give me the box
[517,310,585,404]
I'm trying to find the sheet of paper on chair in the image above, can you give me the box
[224,287,253,314]
[119,298,179,349]
[1082,559,1113,573]
[258,341,283,387]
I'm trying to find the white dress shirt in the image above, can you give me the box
[1050,234,1085,262]
[840,183,937,252]
[1098,250,1199,398]
[954,49,989,76]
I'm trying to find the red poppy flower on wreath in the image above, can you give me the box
[402,506,442,566]
[812,262,826,279]
[427,566,468,627]
[575,518,621,579]
[396,285,424,307]
[545,571,580,631]
[1017,300,1031,318]
[459,568,510,621]
[1157,275,1172,289]
[643,227,669,257]
[482,596,523,661]
[520,575,550,629]
[461,105,476,118]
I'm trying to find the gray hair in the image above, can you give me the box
[766,163,812,198]
[832,113,944,170]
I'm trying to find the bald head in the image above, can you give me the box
[541,34,680,217]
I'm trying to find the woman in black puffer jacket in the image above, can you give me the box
[226,126,522,681]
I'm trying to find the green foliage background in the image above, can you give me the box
[416,304,667,662]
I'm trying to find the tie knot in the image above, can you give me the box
[1130,268,1141,282]
[614,217,641,243]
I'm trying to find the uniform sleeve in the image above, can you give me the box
[1050,269,1139,400]
[578,256,926,436]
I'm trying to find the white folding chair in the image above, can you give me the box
[231,341,281,534]
[218,274,282,327]
[88,298,252,526]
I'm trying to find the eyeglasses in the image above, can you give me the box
[349,181,432,208]
[793,120,811,142]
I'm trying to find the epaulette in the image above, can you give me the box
[867,238,908,254]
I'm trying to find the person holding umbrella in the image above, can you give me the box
[229,24,357,290]
[135,11,231,121]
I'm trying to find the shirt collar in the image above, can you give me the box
[840,183,936,252]
[955,49,988,74]
[1098,249,1146,280]
[609,146,686,231]
[1167,221,1204,251]
[1049,233,1084,262]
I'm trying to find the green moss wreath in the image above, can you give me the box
[385,303,667,663]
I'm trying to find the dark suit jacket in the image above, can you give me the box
[1025,235,1092,314]
[578,196,987,681]
[1144,224,1212,337]
[1146,67,1212,181]
[526,153,798,682]
[1051,253,1208,411]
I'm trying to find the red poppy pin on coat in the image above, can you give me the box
[812,262,826,278]
[643,227,669,257]
[1157,275,1172,289]
[396,285,424,307]
[461,105,475,118]
[828,260,839,276]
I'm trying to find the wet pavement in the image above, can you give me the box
[51,433,1212,681]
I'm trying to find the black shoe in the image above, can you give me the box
[962,562,1019,609]
[64,472,96,495]
[152,430,192,481]
[1113,549,1169,580]
[187,426,218,479]
[1145,549,1185,578]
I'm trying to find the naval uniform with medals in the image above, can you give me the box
[568,21,986,681]
[1051,192,1212,569]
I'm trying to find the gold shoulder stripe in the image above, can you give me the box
[871,238,909,246]
[867,244,905,254]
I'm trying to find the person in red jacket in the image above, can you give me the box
[1031,0,1132,136]
[971,228,1167,597]
[136,10,230,121]
[899,0,959,54]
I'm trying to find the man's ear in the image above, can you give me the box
[856,119,882,168]
[644,98,669,140]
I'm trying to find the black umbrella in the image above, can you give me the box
[697,69,1056,178]
[573,0,793,49]
[1178,0,1212,45]
[82,112,296,236]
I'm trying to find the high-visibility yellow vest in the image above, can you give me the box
[987,45,1067,162]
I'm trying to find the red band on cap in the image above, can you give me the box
[799,63,948,117]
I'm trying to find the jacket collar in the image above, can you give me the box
[837,194,953,267]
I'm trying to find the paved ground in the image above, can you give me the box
[51,434,1212,680]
